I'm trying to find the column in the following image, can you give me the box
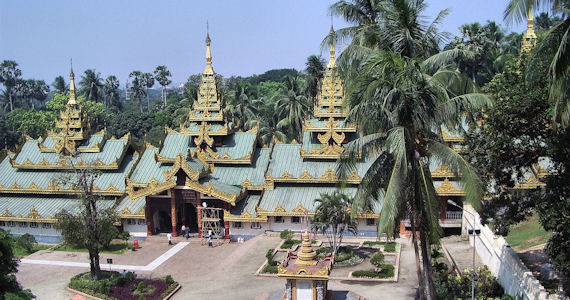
[224,202,230,239]
[196,191,202,237]
[145,197,153,236]
[440,196,447,221]
[171,188,178,237]
[181,199,187,228]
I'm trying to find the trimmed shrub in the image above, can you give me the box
[17,234,36,254]
[160,283,179,299]
[165,275,174,284]
[335,247,353,262]
[362,241,383,246]
[335,254,364,267]
[262,265,278,274]
[280,230,294,240]
[265,249,274,260]
[383,242,396,252]
[125,271,135,282]
[370,252,385,268]
[352,264,394,279]
[281,239,301,249]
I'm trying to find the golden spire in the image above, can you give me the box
[329,25,335,60]
[521,9,537,52]
[68,59,78,105]
[295,230,318,266]
[204,23,214,75]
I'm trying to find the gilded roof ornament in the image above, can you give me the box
[521,9,537,52]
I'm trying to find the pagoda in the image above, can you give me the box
[0,67,139,242]
[521,9,537,52]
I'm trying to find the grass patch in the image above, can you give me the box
[54,242,133,254]
[383,242,397,253]
[335,254,364,267]
[506,215,552,251]
[262,265,278,274]
[352,264,395,279]
[12,243,51,257]
[280,239,317,249]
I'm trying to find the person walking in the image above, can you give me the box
[181,225,186,237]
[167,233,172,245]
[185,225,190,240]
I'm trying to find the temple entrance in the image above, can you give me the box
[153,210,172,233]
[184,203,198,233]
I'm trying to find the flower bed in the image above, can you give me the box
[69,271,179,300]
[352,264,395,279]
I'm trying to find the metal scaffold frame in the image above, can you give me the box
[201,207,223,246]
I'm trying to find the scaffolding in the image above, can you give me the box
[200,207,224,246]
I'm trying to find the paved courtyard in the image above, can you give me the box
[16,235,418,300]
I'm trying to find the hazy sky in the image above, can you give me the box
[0,1,527,87]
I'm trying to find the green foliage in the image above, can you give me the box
[164,275,174,284]
[383,242,396,253]
[335,246,354,263]
[265,248,274,261]
[160,283,179,299]
[17,234,36,254]
[435,266,504,299]
[107,110,154,145]
[257,81,285,98]
[5,108,56,138]
[370,252,385,268]
[280,239,301,249]
[55,208,120,250]
[280,230,294,241]
[352,265,395,279]
[125,272,135,282]
[98,281,110,295]
[0,229,35,299]
[262,265,278,274]
[137,296,146,300]
[311,192,357,255]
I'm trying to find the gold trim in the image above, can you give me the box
[0,180,124,196]
[431,164,455,178]
[513,173,545,190]
[162,154,208,181]
[435,178,465,196]
[223,209,267,222]
[128,178,177,200]
[184,180,244,206]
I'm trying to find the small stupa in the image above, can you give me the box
[278,231,332,300]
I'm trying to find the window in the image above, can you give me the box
[18,222,27,228]
[251,222,261,229]
[127,219,136,225]
[232,222,242,228]
[366,219,375,226]
[42,223,52,229]
[291,216,300,224]
[7,221,16,227]
[29,222,38,228]
[0,221,5,227]
[274,216,284,223]
[137,219,146,225]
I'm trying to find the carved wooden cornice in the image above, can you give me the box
[435,178,465,196]
[269,168,361,184]
[431,164,455,178]
[0,180,124,196]
[184,180,245,206]
[119,208,146,219]
[222,209,267,222]
[128,178,177,201]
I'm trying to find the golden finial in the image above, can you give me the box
[521,9,537,52]
[68,58,77,105]
[295,230,318,266]
[204,22,214,75]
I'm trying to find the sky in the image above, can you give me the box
[0,1,528,88]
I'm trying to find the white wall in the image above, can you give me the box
[229,222,265,236]
[0,222,61,243]
[462,205,551,300]
[266,216,310,232]
[122,220,147,237]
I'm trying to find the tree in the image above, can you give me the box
[305,55,326,107]
[79,69,103,103]
[5,108,56,138]
[103,75,121,111]
[141,72,154,110]
[52,76,67,94]
[311,192,357,257]
[504,0,569,128]
[273,76,310,141]
[54,168,120,280]
[154,65,172,108]
[228,87,259,131]
[29,80,49,109]
[333,1,492,298]
[535,12,562,29]
[0,60,22,112]
[0,229,35,299]
[128,71,145,113]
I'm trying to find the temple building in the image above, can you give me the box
[0,68,139,243]
[0,24,544,243]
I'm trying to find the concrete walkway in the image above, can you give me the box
[441,235,484,272]
[20,242,188,271]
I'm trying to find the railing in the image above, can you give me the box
[446,211,463,220]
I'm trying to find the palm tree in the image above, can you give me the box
[30,80,49,108]
[14,79,31,109]
[52,76,67,94]
[504,0,569,127]
[305,55,326,107]
[103,75,120,110]
[333,1,492,298]
[274,76,310,141]
[141,72,154,110]
[311,192,357,257]
[154,65,172,108]
[535,12,562,29]
[128,71,145,113]
[0,60,22,112]
[228,88,259,131]
[79,69,103,103]
[257,113,288,146]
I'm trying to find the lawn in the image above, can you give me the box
[13,243,52,257]
[506,215,552,251]
[54,242,133,254]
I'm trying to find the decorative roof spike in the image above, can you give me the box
[521,9,537,52]
[329,25,335,60]
[204,24,214,75]
[68,59,78,105]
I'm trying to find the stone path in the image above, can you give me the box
[20,242,188,271]
[441,235,484,272]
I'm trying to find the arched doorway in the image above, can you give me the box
[153,210,172,233]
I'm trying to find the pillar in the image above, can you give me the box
[171,188,178,237]
[224,202,230,239]
[197,191,202,237]
[145,197,153,236]
[181,199,187,228]
[440,196,447,221]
